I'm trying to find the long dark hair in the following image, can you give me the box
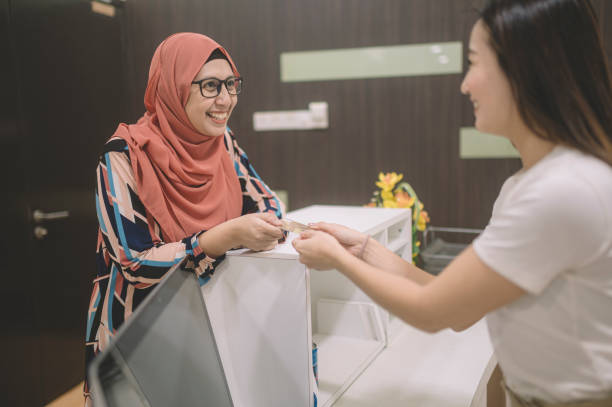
[481,0,612,164]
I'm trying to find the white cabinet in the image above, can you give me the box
[201,205,412,407]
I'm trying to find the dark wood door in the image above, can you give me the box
[0,0,41,405]
[1,0,127,404]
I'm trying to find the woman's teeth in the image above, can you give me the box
[207,112,228,120]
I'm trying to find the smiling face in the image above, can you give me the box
[460,20,520,137]
[185,58,237,137]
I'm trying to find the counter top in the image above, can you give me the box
[215,205,493,407]
[332,319,493,407]
[227,205,412,260]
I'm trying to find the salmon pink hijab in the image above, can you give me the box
[113,33,242,242]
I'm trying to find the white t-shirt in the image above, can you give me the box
[473,146,612,403]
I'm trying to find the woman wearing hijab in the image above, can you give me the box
[294,0,612,405]
[84,33,284,404]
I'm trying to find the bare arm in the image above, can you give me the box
[342,244,524,331]
[311,222,434,285]
[293,231,525,332]
[360,236,435,285]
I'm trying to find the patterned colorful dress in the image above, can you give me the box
[84,128,284,399]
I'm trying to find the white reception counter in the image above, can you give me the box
[201,205,493,407]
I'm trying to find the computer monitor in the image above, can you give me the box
[88,260,234,407]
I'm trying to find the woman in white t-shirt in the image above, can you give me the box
[293,0,612,405]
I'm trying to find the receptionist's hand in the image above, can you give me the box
[309,222,367,257]
[292,230,347,270]
[232,212,283,252]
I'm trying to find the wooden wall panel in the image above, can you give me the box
[122,0,608,230]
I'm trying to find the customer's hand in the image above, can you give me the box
[292,230,346,271]
[309,222,367,257]
[231,212,283,252]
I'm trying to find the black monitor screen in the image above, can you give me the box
[89,262,234,407]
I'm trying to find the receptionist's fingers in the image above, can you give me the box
[235,214,283,250]
[260,222,284,239]
[252,215,284,239]
[257,212,282,227]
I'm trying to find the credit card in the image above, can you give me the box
[280,218,310,233]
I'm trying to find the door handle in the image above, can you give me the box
[32,209,70,223]
[34,226,48,240]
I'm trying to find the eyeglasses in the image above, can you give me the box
[191,76,243,98]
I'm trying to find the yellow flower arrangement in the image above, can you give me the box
[367,172,430,264]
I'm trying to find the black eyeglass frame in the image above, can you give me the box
[191,76,243,98]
